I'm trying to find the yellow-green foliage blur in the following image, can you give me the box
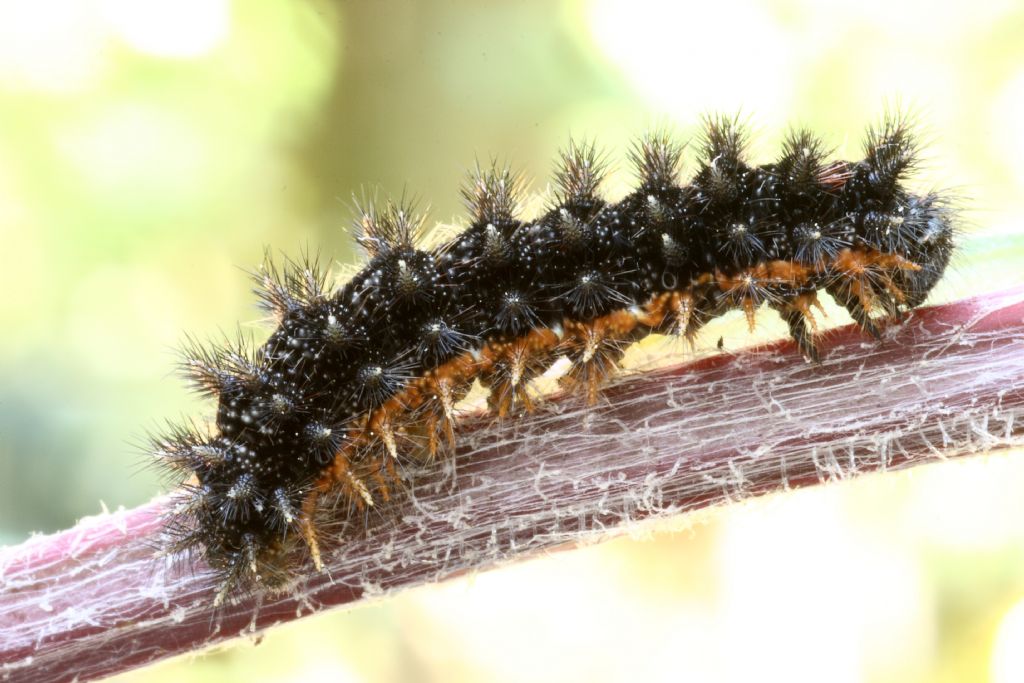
[1,1,1023,681]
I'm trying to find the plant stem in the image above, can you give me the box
[2,286,1023,683]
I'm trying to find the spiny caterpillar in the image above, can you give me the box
[153,114,955,603]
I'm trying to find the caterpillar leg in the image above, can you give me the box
[829,248,924,336]
[827,282,881,339]
[480,329,560,417]
[481,349,540,416]
[416,370,474,458]
[560,322,627,405]
[299,512,323,572]
[773,292,825,362]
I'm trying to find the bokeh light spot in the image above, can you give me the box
[585,0,794,124]
[992,597,1024,683]
[101,0,231,59]
[0,0,106,91]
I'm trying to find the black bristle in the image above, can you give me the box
[659,230,688,266]
[494,289,541,336]
[268,486,303,533]
[353,195,426,258]
[179,333,261,399]
[149,422,226,476]
[778,128,829,192]
[554,138,607,204]
[416,318,472,366]
[556,207,588,248]
[304,418,347,464]
[481,222,514,265]
[718,220,769,264]
[629,130,684,189]
[461,159,525,224]
[699,113,749,165]
[863,111,920,192]
[352,353,413,410]
[791,219,852,264]
[221,473,260,523]
[562,269,633,320]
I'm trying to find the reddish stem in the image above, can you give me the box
[2,286,1024,683]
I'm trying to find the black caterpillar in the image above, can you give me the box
[153,114,956,603]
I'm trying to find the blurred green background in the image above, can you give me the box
[1,0,1023,681]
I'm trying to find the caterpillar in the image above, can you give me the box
[153,113,956,604]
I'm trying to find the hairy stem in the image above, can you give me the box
[2,286,1024,683]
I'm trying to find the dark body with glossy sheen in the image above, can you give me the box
[153,115,955,601]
